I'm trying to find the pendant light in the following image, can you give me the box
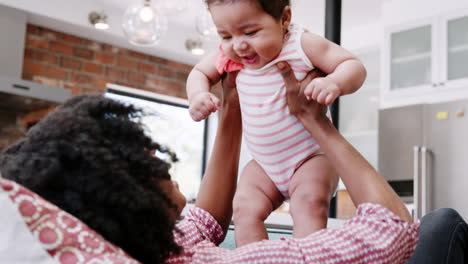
[122,0,168,46]
[156,0,189,16]
[195,7,218,41]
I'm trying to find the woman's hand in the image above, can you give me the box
[219,71,240,114]
[276,62,328,124]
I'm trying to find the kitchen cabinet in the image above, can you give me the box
[441,11,468,89]
[381,9,468,107]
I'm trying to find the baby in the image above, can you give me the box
[186,0,366,246]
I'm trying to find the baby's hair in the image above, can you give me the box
[205,0,290,20]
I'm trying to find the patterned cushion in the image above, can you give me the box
[0,179,139,264]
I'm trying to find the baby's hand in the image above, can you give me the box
[304,77,341,105]
[189,91,220,121]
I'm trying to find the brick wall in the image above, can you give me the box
[23,24,192,98]
[1,24,195,150]
[0,112,25,150]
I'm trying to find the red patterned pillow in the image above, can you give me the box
[0,179,139,264]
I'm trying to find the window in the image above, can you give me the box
[106,84,208,202]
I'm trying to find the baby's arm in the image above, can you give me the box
[301,32,367,105]
[187,52,223,121]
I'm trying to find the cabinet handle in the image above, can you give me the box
[421,147,432,217]
[432,83,437,87]
[438,82,445,86]
[413,146,421,220]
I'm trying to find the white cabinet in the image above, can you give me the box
[381,9,468,107]
[384,18,437,95]
[441,11,468,89]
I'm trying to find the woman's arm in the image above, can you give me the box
[195,71,243,233]
[277,62,413,223]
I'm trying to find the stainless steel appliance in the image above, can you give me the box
[379,99,468,220]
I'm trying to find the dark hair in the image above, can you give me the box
[0,95,181,263]
[205,0,290,20]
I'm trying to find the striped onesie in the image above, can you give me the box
[229,24,324,198]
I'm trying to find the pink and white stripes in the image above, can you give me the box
[235,25,320,197]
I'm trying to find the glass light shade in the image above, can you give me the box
[196,8,218,41]
[122,2,168,46]
[156,0,189,15]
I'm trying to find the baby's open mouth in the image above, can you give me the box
[241,54,258,64]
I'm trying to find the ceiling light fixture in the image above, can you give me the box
[89,11,109,30]
[156,0,189,15]
[195,7,218,40]
[185,39,205,55]
[122,0,167,46]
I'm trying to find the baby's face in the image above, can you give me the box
[210,1,289,70]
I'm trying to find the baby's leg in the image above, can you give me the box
[233,160,284,247]
[288,153,338,238]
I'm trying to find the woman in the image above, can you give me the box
[1,64,418,263]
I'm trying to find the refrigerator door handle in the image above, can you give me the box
[413,146,421,220]
[421,147,432,217]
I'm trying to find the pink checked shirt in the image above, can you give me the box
[166,204,419,264]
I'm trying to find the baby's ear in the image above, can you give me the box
[281,6,292,29]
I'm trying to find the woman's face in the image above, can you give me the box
[159,180,187,220]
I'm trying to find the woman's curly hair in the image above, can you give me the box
[0,94,181,263]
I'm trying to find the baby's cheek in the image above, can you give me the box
[221,44,239,62]
[220,43,230,55]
